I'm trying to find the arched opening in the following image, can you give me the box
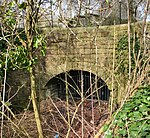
[45,70,110,101]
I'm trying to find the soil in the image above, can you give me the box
[2,98,109,138]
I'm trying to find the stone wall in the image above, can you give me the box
[7,22,150,109]
[41,22,150,88]
[7,70,31,110]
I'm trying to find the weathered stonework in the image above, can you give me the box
[7,22,150,109]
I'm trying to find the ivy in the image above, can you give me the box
[103,85,150,138]
[0,31,46,77]
[116,34,142,76]
[0,0,47,80]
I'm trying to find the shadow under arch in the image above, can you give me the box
[45,70,110,101]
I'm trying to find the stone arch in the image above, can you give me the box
[44,69,110,101]
[44,62,112,89]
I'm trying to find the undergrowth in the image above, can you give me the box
[103,85,150,138]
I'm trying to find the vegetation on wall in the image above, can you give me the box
[0,30,46,80]
[0,1,46,137]
[115,34,141,76]
[0,0,149,137]
[103,85,150,138]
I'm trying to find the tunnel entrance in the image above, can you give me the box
[45,70,110,101]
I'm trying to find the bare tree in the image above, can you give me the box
[0,0,44,137]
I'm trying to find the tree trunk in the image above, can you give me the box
[29,66,44,138]
[25,0,44,137]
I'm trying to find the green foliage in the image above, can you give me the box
[33,34,47,56]
[2,1,17,29]
[0,31,46,79]
[0,0,47,81]
[18,2,27,10]
[116,34,141,75]
[103,85,150,138]
[0,31,28,80]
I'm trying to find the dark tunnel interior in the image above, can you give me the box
[45,70,110,101]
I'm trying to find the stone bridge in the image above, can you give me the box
[8,22,150,109]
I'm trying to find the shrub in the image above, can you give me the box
[104,85,150,138]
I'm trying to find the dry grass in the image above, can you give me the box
[1,98,109,138]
